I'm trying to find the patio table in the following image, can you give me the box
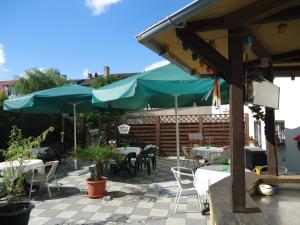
[30,147,50,155]
[0,159,45,175]
[192,146,224,162]
[115,147,141,156]
[194,165,250,198]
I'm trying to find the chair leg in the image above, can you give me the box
[47,183,52,198]
[28,177,34,199]
[197,193,202,210]
[174,189,182,213]
[55,176,60,191]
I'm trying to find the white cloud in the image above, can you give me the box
[82,68,89,78]
[85,0,122,15]
[0,43,5,65]
[144,60,170,72]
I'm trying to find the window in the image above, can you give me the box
[275,120,285,145]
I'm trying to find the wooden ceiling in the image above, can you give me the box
[140,0,300,79]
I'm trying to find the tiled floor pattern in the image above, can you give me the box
[28,157,209,225]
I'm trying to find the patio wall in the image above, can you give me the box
[117,114,249,156]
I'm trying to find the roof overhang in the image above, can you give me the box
[137,0,300,79]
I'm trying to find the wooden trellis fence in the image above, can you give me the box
[115,114,249,156]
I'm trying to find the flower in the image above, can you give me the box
[293,134,300,141]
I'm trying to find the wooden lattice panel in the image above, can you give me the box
[106,114,248,156]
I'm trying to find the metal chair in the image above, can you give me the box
[28,160,60,199]
[182,146,206,168]
[171,167,202,213]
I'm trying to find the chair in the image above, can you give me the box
[182,146,205,168]
[138,149,152,175]
[144,145,158,170]
[252,165,288,175]
[28,161,60,199]
[188,132,203,150]
[171,167,202,213]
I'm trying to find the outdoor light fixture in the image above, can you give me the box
[192,53,198,61]
[182,42,188,51]
[278,23,288,34]
[209,40,217,49]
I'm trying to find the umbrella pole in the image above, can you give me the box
[73,103,78,170]
[175,95,180,168]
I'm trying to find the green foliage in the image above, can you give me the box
[90,76,119,89]
[85,76,125,142]
[1,126,54,209]
[248,105,265,121]
[74,145,122,180]
[0,92,7,105]
[13,68,67,95]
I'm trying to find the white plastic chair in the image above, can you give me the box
[29,161,60,199]
[171,167,202,213]
[252,165,288,175]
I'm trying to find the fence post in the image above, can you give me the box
[244,113,249,146]
[199,115,203,146]
[155,116,161,153]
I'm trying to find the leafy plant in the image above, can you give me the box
[13,68,67,95]
[0,126,54,210]
[248,105,265,121]
[74,145,122,180]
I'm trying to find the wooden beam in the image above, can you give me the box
[228,27,246,212]
[187,3,300,32]
[224,0,298,28]
[263,64,278,176]
[247,49,300,68]
[272,49,300,63]
[186,17,224,32]
[259,6,300,24]
[176,28,229,80]
[246,30,271,59]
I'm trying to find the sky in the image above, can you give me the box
[0,0,192,80]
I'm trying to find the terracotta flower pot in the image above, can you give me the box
[86,177,107,198]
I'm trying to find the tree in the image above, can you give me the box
[13,68,67,95]
[90,76,119,89]
[86,76,124,144]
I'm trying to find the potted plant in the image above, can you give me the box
[0,126,53,225]
[74,145,122,198]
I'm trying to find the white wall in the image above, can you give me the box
[274,77,300,171]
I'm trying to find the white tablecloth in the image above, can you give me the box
[194,165,250,198]
[0,159,45,174]
[192,146,224,161]
[30,147,50,155]
[116,147,141,155]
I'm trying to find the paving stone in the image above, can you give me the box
[98,205,118,213]
[51,203,71,210]
[187,218,207,225]
[115,206,134,214]
[89,212,112,221]
[81,204,102,212]
[39,209,62,217]
[166,217,186,225]
[28,217,51,225]
[131,207,152,216]
[56,210,78,218]
[149,208,169,217]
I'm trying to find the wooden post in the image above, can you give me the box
[199,115,203,146]
[155,116,161,154]
[244,113,250,146]
[263,64,278,176]
[228,27,246,212]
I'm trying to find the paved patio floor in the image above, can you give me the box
[28,157,209,225]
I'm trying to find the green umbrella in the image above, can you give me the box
[3,84,98,169]
[92,63,228,166]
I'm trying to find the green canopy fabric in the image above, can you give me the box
[3,84,99,169]
[92,63,229,166]
[92,63,228,109]
[3,84,98,114]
